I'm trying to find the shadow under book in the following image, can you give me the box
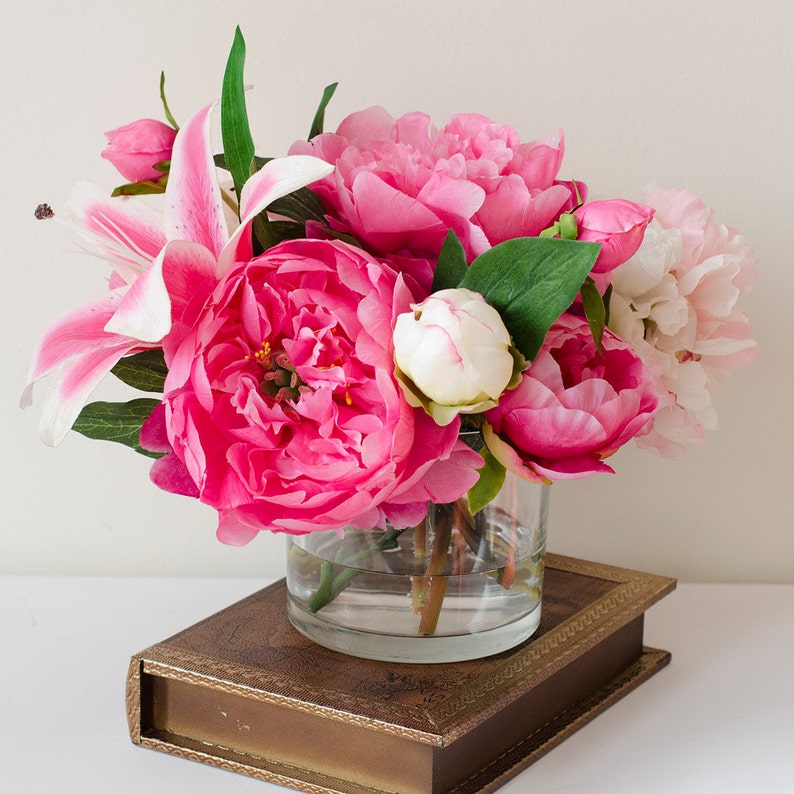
[126,553,675,793]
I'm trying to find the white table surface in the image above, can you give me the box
[1,576,792,793]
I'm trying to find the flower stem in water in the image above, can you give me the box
[307,527,404,614]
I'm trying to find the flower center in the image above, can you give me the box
[246,339,308,404]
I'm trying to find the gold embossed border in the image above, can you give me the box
[413,553,675,743]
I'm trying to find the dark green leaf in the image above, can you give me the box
[159,71,179,130]
[110,349,168,392]
[221,27,256,204]
[72,399,164,458]
[467,448,507,515]
[268,187,328,226]
[580,277,606,355]
[432,229,468,292]
[251,213,277,254]
[308,82,338,140]
[460,237,601,361]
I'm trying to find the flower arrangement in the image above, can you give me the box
[24,30,756,644]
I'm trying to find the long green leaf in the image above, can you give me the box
[72,399,164,458]
[460,237,601,361]
[110,349,168,393]
[432,229,468,292]
[221,27,256,202]
[308,82,338,140]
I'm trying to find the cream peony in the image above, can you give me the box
[608,187,758,458]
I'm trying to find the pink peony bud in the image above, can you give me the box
[101,118,177,183]
[574,199,655,273]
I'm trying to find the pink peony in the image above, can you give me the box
[607,187,758,458]
[102,118,177,183]
[573,199,655,273]
[483,314,658,482]
[290,107,581,288]
[160,238,482,543]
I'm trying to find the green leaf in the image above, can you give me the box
[159,71,179,130]
[268,187,328,226]
[72,399,164,458]
[431,229,468,292]
[110,349,168,392]
[308,82,338,140]
[467,448,507,515]
[460,237,601,361]
[221,27,256,204]
[580,277,606,355]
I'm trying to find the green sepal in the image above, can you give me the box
[159,71,179,130]
[71,398,164,459]
[467,448,507,515]
[580,276,606,355]
[221,27,257,205]
[110,349,168,393]
[308,82,338,140]
[431,229,468,292]
[111,177,167,197]
[558,212,578,240]
[460,237,601,361]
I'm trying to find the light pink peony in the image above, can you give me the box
[483,314,658,482]
[607,187,758,458]
[159,238,482,543]
[101,118,177,183]
[290,107,581,288]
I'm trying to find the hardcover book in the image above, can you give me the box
[127,553,675,793]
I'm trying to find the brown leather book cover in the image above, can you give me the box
[127,553,675,793]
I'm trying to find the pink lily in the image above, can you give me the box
[23,103,334,445]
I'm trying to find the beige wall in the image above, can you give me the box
[3,0,790,582]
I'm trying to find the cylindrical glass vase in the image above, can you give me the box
[286,474,549,663]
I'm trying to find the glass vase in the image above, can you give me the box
[285,473,549,663]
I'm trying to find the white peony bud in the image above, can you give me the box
[393,288,516,425]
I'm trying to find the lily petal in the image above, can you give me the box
[24,290,126,390]
[104,247,171,342]
[164,103,228,258]
[67,181,167,280]
[38,340,148,446]
[219,155,335,274]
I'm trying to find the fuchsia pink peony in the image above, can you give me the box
[157,239,481,542]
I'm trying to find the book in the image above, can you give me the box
[127,553,675,793]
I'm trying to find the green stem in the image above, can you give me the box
[307,527,404,614]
